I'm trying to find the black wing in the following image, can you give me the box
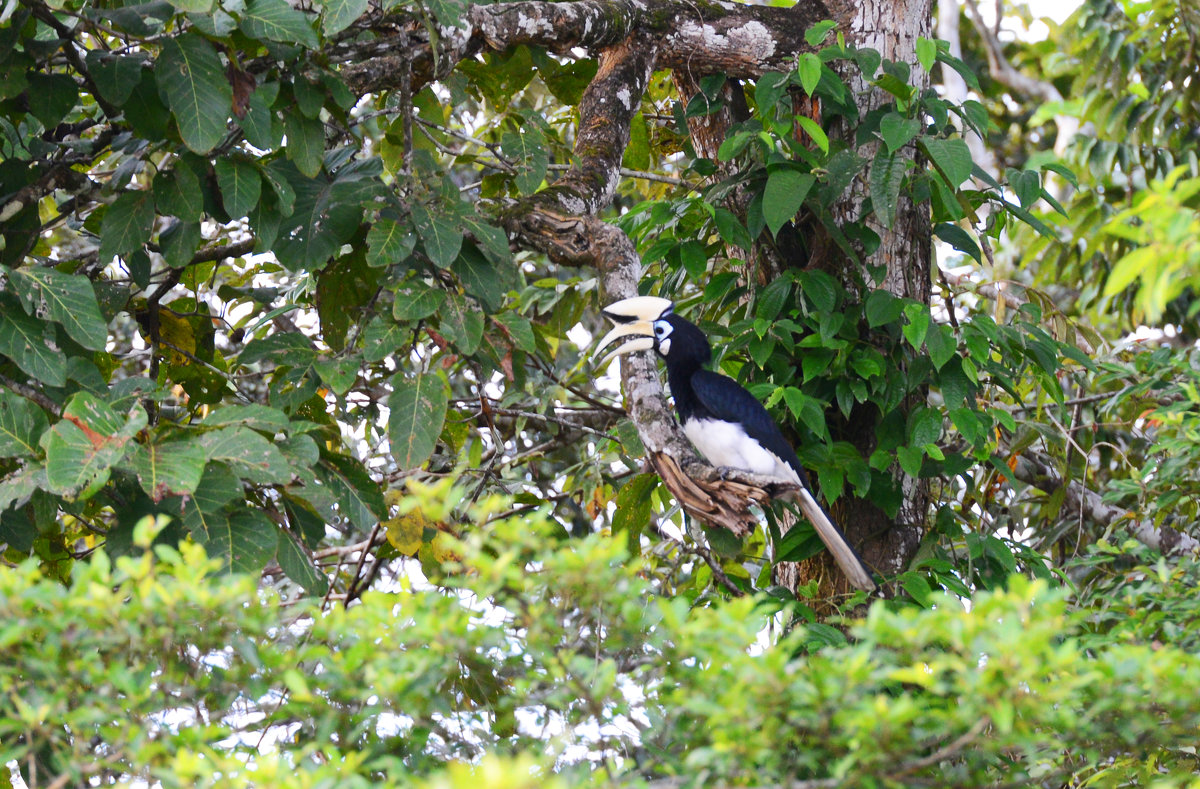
[689,369,812,486]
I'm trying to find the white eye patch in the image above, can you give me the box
[653,320,673,355]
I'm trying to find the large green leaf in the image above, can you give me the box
[0,464,46,513]
[869,148,907,229]
[920,137,973,188]
[200,426,292,484]
[392,280,447,322]
[438,293,483,354]
[284,113,325,178]
[763,169,815,237]
[412,204,462,268]
[240,0,319,47]
[318,453,384,532]
[41,394,147,499]
[179,463,242,543]
[0,390,48,459]
[209,509,279,575]
[501,128,549,195]
[388,371,449,471]
[275,527,329,594]
[157,34,232,154]
[9,267,109,351]
[98,190,156,265]
[0,303,66,387]
[128,438,208,501]
[366,217,416,268]
[214,158,263,219]
[319,0,367,35]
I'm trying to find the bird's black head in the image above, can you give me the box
[651,313,711,367]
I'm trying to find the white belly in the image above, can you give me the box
[683,418,800,484]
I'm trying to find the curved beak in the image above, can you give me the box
[593,296,673,368]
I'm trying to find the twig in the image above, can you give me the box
[0,373,63,416]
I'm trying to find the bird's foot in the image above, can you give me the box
[715,466,742,481]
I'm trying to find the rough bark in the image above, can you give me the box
[342,0,838,96]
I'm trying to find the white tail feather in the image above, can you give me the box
[785,488,876,592]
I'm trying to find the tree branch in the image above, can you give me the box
[1010,450,1200,555]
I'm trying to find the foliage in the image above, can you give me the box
[4,0,1200,784]
[5,498,1200,788]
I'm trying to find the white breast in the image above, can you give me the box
[683,418,800,484]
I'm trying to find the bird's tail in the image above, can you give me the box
[783,488,876,592]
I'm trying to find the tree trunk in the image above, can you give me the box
[775,0,934,597]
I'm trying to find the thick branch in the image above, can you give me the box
[342,0,839,95]
[1011,450,1200,555]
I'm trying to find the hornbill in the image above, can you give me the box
[596,296,876,592]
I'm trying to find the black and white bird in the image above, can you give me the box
[596,296,876,591]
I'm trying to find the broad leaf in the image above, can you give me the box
[869,148,907,229]
[439,293,484,355]
[240,0,319,47]
[276,527,329,594]
[98,190,155,264]
[0,304,67,387]
[763,169,815,237]
[412,204,462,268]
[215,158,263,219]
[209,509,279,575]
[200,426,292,484]
[0,390,48,459]
[42,395,147,499]
[128,438,208,501]
[388,371,449,471]
[366,217,416,268]
[319,0,368,35]
[921,137,973,188]
[9,267,109,351]
[157,34,232,154]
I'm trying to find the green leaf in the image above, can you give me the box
[388,371,449,471]
[87,52,146,106]
[763,170,816,237]
[896,445,923,478]
[804,20,837,46]
[879,113,920,155]
[156,34,232,154]
[203,404,292,434]
[128,438,208,501]
[276,528,329,594]
[1010,169,1041,209]
[210,509,279,575]
[413,204,462,268]
[318,453,384,531]
[366,217,417,268]
[921,136,973,188]
[159,219,203,269]
[926,323,957,370]
[612,474,656,554]
[240,0,319,47]
[679,240,708,279]
[179,463,241,543]
[0,390,48,459]
[42,395,147,499]
[797,52,821,96]
[313,358,359,395]
[26,72,78,128]
[215,158,263,219]
[319,0,367,34]
[284,113,325,178]
[869,148,907,229]
[9,268,108,351]
[155,165,205,222]
[915,37,938,73]
[902,303,931,350]
[864,290,903,328]
[200,426,292,484]
[439,293,484,355]
[933,223,982,264]
[393,280,448,322]
[98,190,156,264]
[0,301,67,387]
[795,116,828,154]
[167,0,214,10]
[501,128,549,195]
[714,208,753,251]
